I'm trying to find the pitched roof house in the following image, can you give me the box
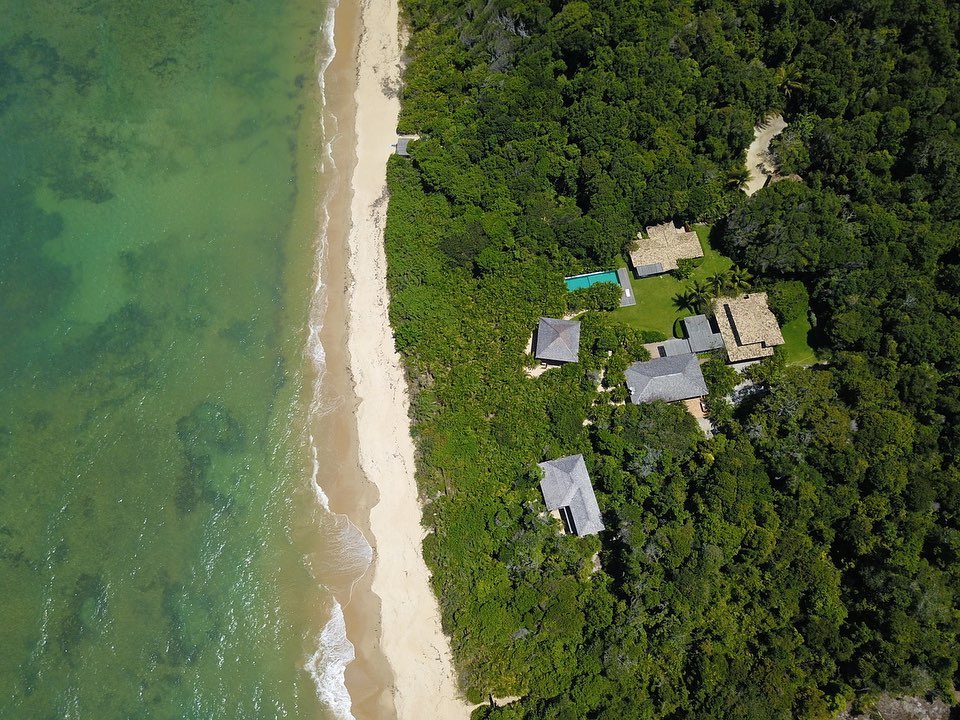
[711,293,785,362]
[682,314,725,353]
[629,221,704,277]
[538,454,604,536]
[626,354,708,404]
[534,317,581,364]
[654,338,694,357]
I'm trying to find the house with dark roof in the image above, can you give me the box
[644,316,723,359]
[534,317,581,365]
[538,454,604,536]
[395,134,420,156]
[626,354,708,404]
[653,338,694,357]
[682,314,725,353]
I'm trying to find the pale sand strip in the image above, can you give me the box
[744,113,787,195]
[346,0,472,718]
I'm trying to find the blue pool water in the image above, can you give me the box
[565,270,620,291]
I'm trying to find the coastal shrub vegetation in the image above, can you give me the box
[566,282,622,312]
[386,0,960,717]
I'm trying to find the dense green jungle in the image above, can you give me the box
[383,0,960,717]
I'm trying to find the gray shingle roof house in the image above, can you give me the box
[682,314,724,353]
[626,354,708,403]
[538,454,604,536]
[534,317,581,364]
[655,338,693,357]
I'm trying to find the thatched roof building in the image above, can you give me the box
[711,293,785,362]
[629,221,703,277]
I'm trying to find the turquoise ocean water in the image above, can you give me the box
[0,1,365,717]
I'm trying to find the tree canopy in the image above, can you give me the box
[386,0,960,717]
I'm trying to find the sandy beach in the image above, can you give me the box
[341,0,472,717]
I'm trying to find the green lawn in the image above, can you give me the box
[612,225,731,337]
[610,224,818,364]
[780,315,818,366]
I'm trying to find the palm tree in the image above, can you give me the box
[725,164,751,191]
[707,271,729,296]
[688,279,711,312]
[672,289,698,314]
[729,265,754,291]
[775,63,804,100]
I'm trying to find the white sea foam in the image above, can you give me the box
[307,440,373,715]
[306,600,356,720]
[309,438,331,511]
[308,436,374,591]
[313,515,374,591]
[307,0,341,420]
[316,1,339,140]
[317,0,340,175]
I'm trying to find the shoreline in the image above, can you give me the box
[342,0,473,718]
[308,0,397,717]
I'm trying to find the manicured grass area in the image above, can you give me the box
[611,225,732,337]
[611,224,819,363]
[780,315,818,366]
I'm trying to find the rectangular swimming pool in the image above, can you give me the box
[564,270,621,291]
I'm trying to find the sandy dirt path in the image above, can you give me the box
[744,114,787,195]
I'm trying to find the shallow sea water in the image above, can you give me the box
[0,1,354,717]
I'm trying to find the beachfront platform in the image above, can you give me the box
[395,133,420,156]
